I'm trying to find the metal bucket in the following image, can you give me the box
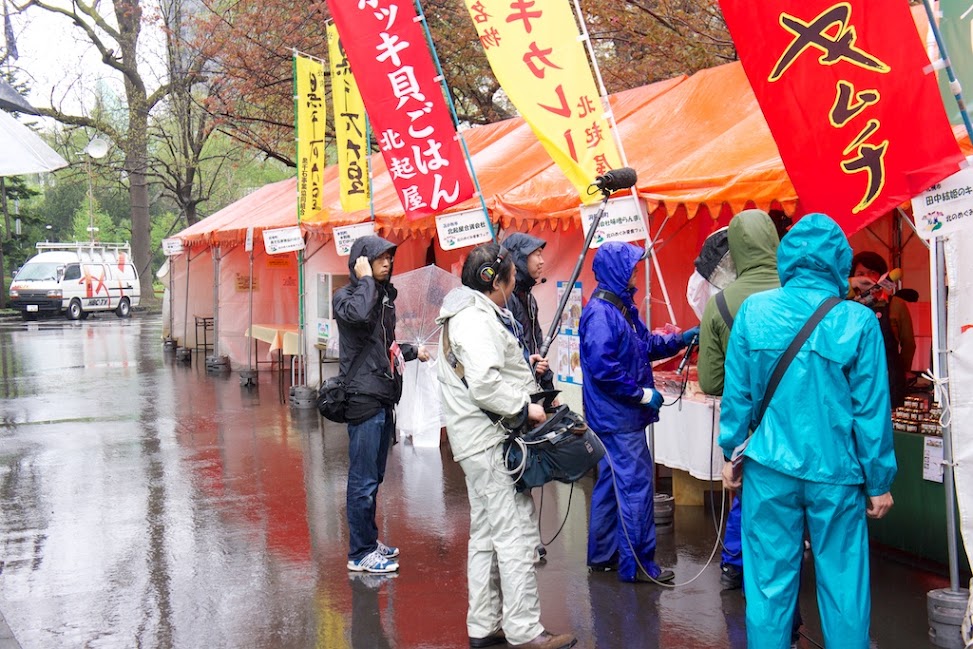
[654,493,675,533]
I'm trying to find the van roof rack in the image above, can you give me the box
[35,241,131,254]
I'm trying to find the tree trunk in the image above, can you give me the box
[127,103,155,303]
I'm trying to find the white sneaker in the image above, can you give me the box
[348,549,399,573]
[376,540,400,558]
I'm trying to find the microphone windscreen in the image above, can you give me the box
[888,268,902,282]
[606,167,638,190]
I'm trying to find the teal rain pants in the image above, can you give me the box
[742,459,871,649]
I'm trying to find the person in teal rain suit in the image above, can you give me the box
[718,213,896,649]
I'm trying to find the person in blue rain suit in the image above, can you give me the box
[719,213,896,649]
[580,241,698,584]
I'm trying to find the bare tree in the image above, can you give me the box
[151,0,235,227]
[22,0,169,300]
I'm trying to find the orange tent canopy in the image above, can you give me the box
[177,178,299,247]
[494,61,796,228]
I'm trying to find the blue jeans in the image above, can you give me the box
[347,408,394,561]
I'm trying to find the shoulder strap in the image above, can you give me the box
[754,296,842,428]
[592,289,635,328]
[715,291,734,330]
[441,319,504,425]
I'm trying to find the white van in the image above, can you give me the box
[8,242,141,320]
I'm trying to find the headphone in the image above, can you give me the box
[478,248,507,287]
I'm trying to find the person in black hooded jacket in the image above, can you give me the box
[502,232,554,564]
[335,235,428,573]
[503,233,554,391]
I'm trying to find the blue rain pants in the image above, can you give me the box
[587,430,661,582]
[742,459,871,649]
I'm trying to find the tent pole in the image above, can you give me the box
[920,0,970,608]
[412,0,494,240]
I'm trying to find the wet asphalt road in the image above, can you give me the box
[0,314,949,648]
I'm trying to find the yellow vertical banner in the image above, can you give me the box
[295,55,326,219]
[463,0,621,203]
[327,24,371,213]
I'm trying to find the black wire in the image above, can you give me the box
[537,482,574,547]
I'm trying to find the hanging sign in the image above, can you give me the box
[295,54,327,219]
[435,208,493,251]
[162,238,184,256]
[327,24,371,213]
[556,281,583,385]
[579,195,648,247]
[923,435,945,483]
[329,0,475,219]
[235,273,259,292]
[333,222,377,257]
[262,226,305,255]
[719,0,964,233]
[245,226,254,252]
[911,166,973,240]
[462,0,622,203]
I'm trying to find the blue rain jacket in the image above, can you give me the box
[580,242,685,433]
[718,214,896,496]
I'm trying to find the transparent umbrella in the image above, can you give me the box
[392,263,461,358]
[392,264,461,447]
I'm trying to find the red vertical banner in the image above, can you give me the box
[328,0,475,220]
[719,0,964,233]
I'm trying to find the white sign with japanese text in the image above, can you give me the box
[911,166,973,240]
[923,435,945,483]
[162,238,184,256]
[245,226,254,253]
[580,195,649,247]
[333,222,377,257]
[435,209,493,251]
[262,226,305,255]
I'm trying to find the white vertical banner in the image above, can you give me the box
[944,232,973,574]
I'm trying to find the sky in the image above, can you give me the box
[6,0,166,121]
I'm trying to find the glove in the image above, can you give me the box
[681,326,700,347]
[641,388,664,410]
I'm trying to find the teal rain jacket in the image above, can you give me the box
[718,213,896,497]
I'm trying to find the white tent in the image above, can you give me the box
[0,110,67,176]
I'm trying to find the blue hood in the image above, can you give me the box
[592,241,645,302]
[777,213,850,297]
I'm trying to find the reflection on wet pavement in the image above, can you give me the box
[0,315,948,648]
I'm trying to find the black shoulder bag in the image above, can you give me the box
[442,318,605,492]
[317,318,382,423]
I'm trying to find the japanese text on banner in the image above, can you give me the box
[295,55,327,219]
[462,0,622,203]
[719,0,963,233]
[328,0,475,220]
[327,24,371,213]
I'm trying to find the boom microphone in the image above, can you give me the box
[593,167,638,193]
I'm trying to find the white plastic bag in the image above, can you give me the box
[397,357,443,447]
